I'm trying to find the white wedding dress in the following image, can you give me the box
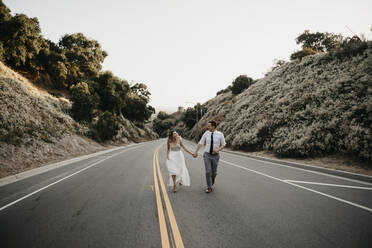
[166,137,190,187]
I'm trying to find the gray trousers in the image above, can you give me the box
[203,152,220,188]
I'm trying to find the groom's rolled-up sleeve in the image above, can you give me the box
[221,133,226,146]
[198,132,207,145]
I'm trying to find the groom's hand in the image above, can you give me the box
[213,149,219,154]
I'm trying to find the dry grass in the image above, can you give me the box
[0,61,158,178]
[0,62,67,102]
[189,44,372,173]
[0,61,108,178]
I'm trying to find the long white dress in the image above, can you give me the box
[166,137,190,187]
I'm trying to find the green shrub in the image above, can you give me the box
[152,118,173,137]
[122,94,154,122]
[332,38,370,60]
[95,111,119,141]
[294,30,343,53]
[70,82,98,122]
[231,75,254,95]
[157,111,169,120]
[182,107,197,128]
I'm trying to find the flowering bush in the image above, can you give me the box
[197,42,372,162]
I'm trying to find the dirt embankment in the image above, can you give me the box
[0,62,156,178]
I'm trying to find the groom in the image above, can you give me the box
[193,120,226,193]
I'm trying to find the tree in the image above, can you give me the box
[1,1,14,62]
[58,33,108,88]
[157,111,169,120]
[36,39,68,88]
[295,30,343,52]
[0,0,11,24]
[122,82,153,122]
[290,30,344,60]
[231,75,254,95]
[95,71,129,114]
[183,107,197,128]
[194,103,207,122]
[122,94,153,122]
[70,82,99,122]
[147,105,156,120]
[130,83,151,103]
[95,111,119,141]
[0,14,45,69]
[153,118,173,137]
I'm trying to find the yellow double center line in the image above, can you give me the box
[153,144,185,248]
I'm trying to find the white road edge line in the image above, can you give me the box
[222,151,372,186]
[0,143,141,187]
[221,159,372,212]
[283,180,372,190]
[284,181,372,212]
[0,145,143,212]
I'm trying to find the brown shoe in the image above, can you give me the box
[205,188,212,193]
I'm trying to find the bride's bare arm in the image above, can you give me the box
[180,139,193,155]
[167,141,170,159]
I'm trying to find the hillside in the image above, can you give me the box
[0,62,156,178]
[188,42,371,166]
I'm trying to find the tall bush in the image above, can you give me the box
[70,82,98,122]
[95,111,119,141]
[231,75,254,95]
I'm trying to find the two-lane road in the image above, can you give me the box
[1,139,371,247]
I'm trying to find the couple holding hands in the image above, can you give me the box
[166,120,226,193]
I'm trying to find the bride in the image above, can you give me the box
[166,131,192,193]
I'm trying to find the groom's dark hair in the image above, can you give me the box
[208,120,217,128]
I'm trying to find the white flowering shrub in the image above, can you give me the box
[198,42,372,162]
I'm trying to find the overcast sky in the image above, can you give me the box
[4,0,372,112]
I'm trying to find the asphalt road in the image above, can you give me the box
[0,139,371,248]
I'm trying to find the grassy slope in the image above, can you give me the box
[0,62,156,178]
[191,45,372,163]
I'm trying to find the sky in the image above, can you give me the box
[4,0,372,113]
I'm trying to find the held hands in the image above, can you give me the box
[190,150,218,157]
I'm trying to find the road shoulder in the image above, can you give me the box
[222,149,372,184]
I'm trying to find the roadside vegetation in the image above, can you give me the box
[158,29,372,166]
[0,1,157,178]
[0,1,155,142]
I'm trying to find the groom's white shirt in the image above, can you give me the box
[198,130,226,153]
